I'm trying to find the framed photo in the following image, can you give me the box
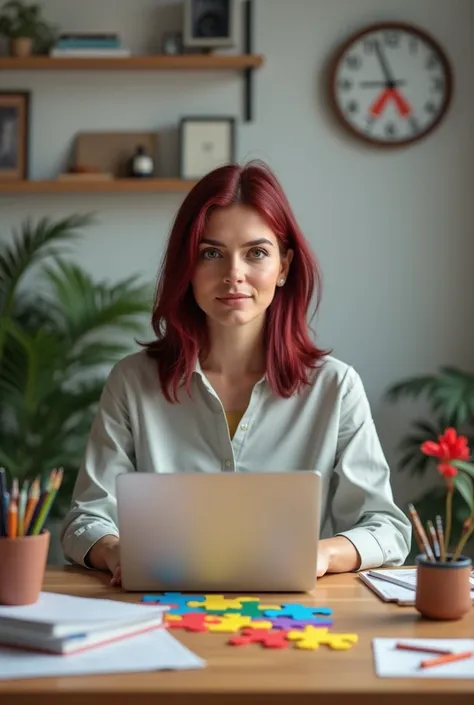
[0,91,30,180]
[179,117,236,179]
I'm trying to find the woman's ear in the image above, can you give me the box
[281,248,294,280]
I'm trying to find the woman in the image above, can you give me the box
[60,161,411,586]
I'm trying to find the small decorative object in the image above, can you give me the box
[0,91,29,180]
[329,21,453,147]
[183,0,239,50]
[162,30,183,55]
[0,1,57,57]
[407,428,474,620]
[179,116,235,179]
[130,144,155,178]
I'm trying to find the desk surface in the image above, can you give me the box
[0,566,472,705]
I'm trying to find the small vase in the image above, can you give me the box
[9,37,33,57]
[415,553,472,620]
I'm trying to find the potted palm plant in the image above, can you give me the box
[0,214,152,561]
[0,1,57,56]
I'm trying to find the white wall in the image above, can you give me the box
[1,0,473,506]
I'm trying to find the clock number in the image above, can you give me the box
[408,117,420,134]
[346,101,359,115]
[383,31,400,48]
[425,101,437,115]
[338,78,353,91]
[345,54,361,70]
[363,38,377,54]
[385,122,397,139]
[426,54,439,70]
[431,76,444,93]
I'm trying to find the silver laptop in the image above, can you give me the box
[116,471,321,593]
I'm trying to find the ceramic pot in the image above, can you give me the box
[0,530,50,605]
[9,37,33,57]
[415,553,472,620]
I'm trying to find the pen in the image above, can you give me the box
[23,478,40,535]
[17,480,29,537]
[435,515,446,562]
[0,467,7,536]
[7,496,18,539]
[419,650,473,669]
[395,642,452,655]
[426,520,440,560]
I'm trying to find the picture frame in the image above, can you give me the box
[183,0,239,49]
[0,91,30,181]
[179,117,236,180]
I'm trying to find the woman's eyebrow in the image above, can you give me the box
[200,237,274,248]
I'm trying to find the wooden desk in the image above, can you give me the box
[0,566,472,705]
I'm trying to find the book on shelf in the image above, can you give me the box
[0,591,167,655]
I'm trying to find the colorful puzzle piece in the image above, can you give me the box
[187,595,255,611]
[269,616,333,630]
[206,615,273,633]
[287,626,358,651]
[263,603,332,620]
[164,613,220,632]
[141,592,206,615]
[206,600,281,618]
[229,628,290,649]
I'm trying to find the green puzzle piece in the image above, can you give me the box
[206,601,276,618]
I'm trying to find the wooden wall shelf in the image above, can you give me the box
[0,54,264,71]
[0,179,198,194]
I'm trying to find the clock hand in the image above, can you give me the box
[360,80,406,88]
[374,40,397,86]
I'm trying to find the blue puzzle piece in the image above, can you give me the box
[141,592,206,615]
[262,603,333,620]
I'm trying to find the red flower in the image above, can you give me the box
[420,427,470,479]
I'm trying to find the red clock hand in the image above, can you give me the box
[369,88,412,118]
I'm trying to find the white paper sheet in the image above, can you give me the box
[0,628,205,680]
[373,638,474,678]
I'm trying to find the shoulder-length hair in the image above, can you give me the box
[142,160,330,401]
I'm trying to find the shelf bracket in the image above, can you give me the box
[243,0,254,122]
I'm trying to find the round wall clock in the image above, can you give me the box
[329,22,453,147]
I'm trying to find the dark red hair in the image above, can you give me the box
[143,160,330,401]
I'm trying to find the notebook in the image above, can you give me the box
[0,592,167,654]
[360,568,474,605]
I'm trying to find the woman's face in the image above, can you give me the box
[191,204,292,329]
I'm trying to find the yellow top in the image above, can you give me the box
[226,411,245,439]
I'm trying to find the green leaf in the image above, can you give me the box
[452,460,474,482]
[453,472,474,513]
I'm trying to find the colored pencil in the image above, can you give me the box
[419,651,473,669]
[23,478,40,535]
[17,480,29,537]
[0,467,7,536]
[7,496,18,539]
[426,519,440,560]
[407,503,435,561]
[395,642,452,655]
[435,515,446,562]
[30,468,63,536]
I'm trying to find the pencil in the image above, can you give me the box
[419,650,473,669]
[435,515,446,562]
[426,520,440,560]
[396,642,452,655]
[0,467,7,537]
[23,478,40,535]
[407,503,435,561]
[17,480,29,537]
[7,497,18,539]
[30,468,63,536]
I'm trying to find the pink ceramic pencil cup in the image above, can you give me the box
[0,530,50,605]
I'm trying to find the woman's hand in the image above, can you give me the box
[317,537,361,577]
[86,535,121,586]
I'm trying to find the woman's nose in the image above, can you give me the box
[223,257,244,284]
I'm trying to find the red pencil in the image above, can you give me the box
[419,651,473,669]
[396,642,452,655]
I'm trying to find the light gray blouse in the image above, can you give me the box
[60,350,411,570]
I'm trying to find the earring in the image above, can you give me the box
[278,278,285,286]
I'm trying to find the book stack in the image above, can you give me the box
[50,33,131,58]
[0,592,166,655]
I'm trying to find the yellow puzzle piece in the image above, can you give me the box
[206,615,273,633]
[187,595,280,612]
[287,626,358,651]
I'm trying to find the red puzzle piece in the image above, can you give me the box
[228,628,290,649]
[165,613,220,632]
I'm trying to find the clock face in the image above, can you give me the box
[330,23,452,146]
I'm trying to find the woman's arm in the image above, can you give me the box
[322,366,412,573]
[60,362,136,568]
